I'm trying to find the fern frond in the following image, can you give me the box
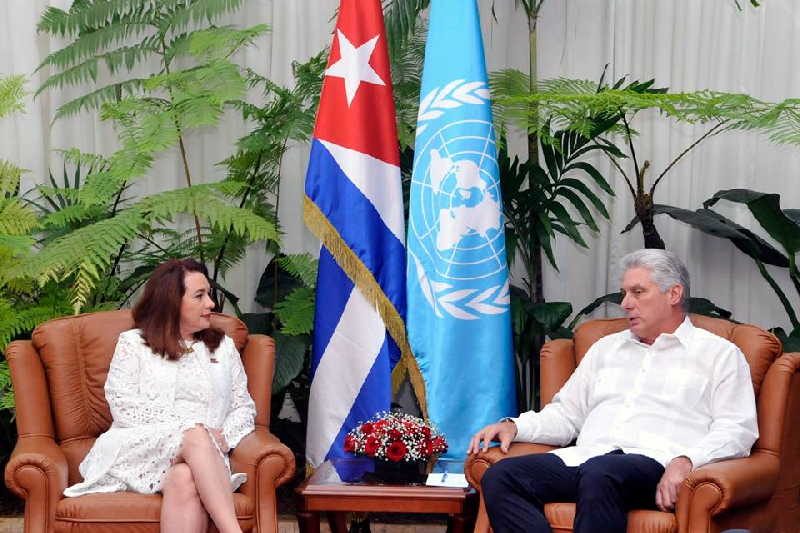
[101,97,179,153]
[764,99,800,145]
[274,287,315,335]
[11,209,143,295]
[54,78,146,120]
[57,148,111,170]
[0,298,69,349]
[140,186,278,242]
[37,57,101,94]
[0,235,36,257]
[38,204,102,230]
[0,199,40,236]
[538,77,598,95]
[188,25,269,61]
[162,0,247,32]
[0,160,25,197]
[148,60,246,128]
[0,75,25,119]
[277,253,318,289]
[38,28,158,80]
[37,2,160,38]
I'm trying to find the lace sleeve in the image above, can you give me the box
[221,338,256,449]
[105,332,178,428]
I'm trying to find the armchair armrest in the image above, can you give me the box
[230,427,295,498]
[677,452,779,532]
[230,427,295,533]
[4,435,68,533]
[465,443,558,489]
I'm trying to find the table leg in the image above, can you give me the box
[449,513,466,533]
[327,511,348,533]
[297,510,320,533]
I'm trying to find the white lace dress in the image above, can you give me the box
[64,329,256,497]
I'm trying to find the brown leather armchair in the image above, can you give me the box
[465,314,800,533]
[4,309,296,533]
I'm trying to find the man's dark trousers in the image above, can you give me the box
[482,450,665,533]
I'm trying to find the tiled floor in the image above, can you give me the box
[0,515,448,533]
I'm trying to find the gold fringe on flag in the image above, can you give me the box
[304,195,428,420]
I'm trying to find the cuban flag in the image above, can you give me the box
[406,0,516,458]
[304,0,425,471]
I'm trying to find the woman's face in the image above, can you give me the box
[179,271,214,339]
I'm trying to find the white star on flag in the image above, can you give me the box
[325,30,386,106]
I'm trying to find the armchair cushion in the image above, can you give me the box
[55,492,254,531]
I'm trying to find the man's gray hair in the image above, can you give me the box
[620,249,691,310]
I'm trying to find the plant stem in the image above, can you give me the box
[650,120,729,195]
[159,32,205,264]
[212,151,264,292]
[606,151,636,198]
[621,113,641,193]
[756,260,800,330]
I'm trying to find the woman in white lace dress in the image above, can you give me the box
[64,258,256,533]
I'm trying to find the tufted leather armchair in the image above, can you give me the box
[465,314,800,533]
[4,309,295,533]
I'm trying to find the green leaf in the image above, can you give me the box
[533,218,558,270]
[53,79,146,120]
[705,189,800,256]
[277,254,318,289]
[557,188,600,231]
[568,292,623,330]
[540,130,561,184]
[557,178,610,219]
[688,297,732,319]
[271,332,309,396]
[531,301,573,333]
[549,202,588,248]
[651,204,789,267]
[0,75,25,119]
[275,287,315,336]
[562,161,615,196]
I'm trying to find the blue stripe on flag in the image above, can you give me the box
[305,140,407,315]
[309,247,353,378]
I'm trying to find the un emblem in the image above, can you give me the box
[409,81,510,321]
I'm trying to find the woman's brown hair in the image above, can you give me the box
[132,258,224,360]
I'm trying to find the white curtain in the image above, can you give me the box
[2,0,799,334]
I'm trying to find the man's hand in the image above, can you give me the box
[467,420,518,455]
[656,456,692,512]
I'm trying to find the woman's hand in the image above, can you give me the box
[209,427,230,453]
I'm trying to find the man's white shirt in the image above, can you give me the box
[511,317,758,469]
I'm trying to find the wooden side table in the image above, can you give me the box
[296,481,478,533]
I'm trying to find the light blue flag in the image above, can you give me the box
[406,0,517,459]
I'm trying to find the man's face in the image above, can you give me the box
[620,267,682,344]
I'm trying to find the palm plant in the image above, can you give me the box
[502,82,799,248]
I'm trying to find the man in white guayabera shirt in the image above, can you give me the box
[467,249,758,533]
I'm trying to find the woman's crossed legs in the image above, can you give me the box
[161,425,241,533]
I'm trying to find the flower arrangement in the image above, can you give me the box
[344,411,448,462]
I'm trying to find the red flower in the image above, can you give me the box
[386,441,407,462]
[344,435,356,453]
[364,436,380,456]
[360,422,374,434]
[388,429,402,440]
[431,436,447,453]
[422,440,433,456]
[421,426,431,438]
